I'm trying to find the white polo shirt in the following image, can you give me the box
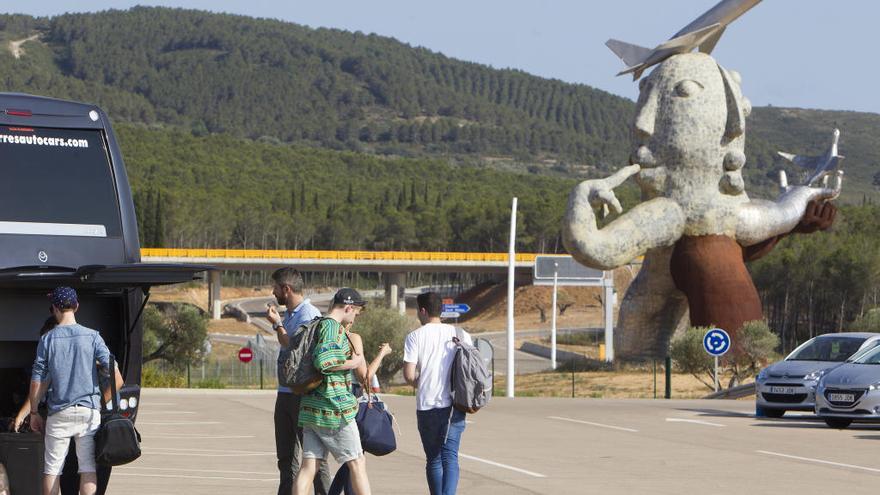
[403,323,472,411]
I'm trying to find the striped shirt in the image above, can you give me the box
[298,319,358,429]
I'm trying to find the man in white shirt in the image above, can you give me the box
[265,267,329,495]
[403,292,471,495]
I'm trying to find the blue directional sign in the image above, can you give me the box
[703,328,731,357]
[442,303,471,314]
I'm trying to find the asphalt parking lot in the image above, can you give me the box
[112,389,880,494]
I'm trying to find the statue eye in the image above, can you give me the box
[674,79,703,97]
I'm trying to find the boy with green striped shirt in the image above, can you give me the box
[295,288,372,495]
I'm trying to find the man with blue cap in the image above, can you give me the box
[28,287,122,495]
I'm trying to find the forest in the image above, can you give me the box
[1,8,878,339]
[1,9,879,201]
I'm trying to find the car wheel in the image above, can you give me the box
[823,418,853,429]
[760,408,785,418]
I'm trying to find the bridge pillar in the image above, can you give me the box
[208,270,222,320]
[385,272,406,314]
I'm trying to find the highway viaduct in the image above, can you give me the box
[140,248,541,318]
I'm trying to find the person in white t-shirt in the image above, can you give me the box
[403,292,471,495]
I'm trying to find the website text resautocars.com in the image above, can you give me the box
[0,132,89,148]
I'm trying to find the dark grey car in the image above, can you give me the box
[755,333,880,417]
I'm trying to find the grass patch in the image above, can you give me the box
[193,378,226,389]
[142,366,186,388]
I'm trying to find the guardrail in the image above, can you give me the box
[141,248,540,263]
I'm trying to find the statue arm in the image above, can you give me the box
[742,200,837,261]
[736,175,841,247]
[563,166,685,270]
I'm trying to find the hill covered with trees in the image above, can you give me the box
[2,8,878,339]
[1,8,878,201]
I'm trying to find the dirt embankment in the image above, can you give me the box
[456,265,639,332]
[150,285,273,312]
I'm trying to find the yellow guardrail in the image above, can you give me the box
[141,248,540,263]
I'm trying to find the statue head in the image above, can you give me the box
[632,53,752,197]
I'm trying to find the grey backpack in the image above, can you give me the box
[282,316,329,394]
[450,327,492,413]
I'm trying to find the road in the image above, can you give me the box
[218,294,598,375]
[474,328,599,375]
[114,389,880,494]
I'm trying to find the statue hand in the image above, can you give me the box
[779,169,843,202]
[793,200,837,234]
[576,164,640,216]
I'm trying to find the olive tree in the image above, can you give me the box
[350,306,415,383]
[143,303,208,368]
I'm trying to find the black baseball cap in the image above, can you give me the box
[332,288,367,307]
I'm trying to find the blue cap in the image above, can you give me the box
[48,286,78,309]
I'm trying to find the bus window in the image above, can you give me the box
[0,126,121,238]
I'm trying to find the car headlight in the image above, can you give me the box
[804,370,826,381]
[757,369,769,381]
[869,382,880,391]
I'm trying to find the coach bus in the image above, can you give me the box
[0,93,208,494]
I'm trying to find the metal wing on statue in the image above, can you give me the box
[777,128,845,186]
[605,0,762,80]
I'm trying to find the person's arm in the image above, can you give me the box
[403,362,418,389]
[12,400,30,432]
[27,380,49,433]
[99,363,125,404]
[314,321,364,373]
[367,343,392,384]
[267,305,289,348]
[347,332,369,384]
[325,354,364,372]
[28,337,49,432]
[402,332,418,388]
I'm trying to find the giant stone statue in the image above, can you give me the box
[563,52,842,360]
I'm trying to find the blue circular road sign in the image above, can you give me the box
[703,328,731,357]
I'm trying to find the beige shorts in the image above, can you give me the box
[302,420,363,464]
[44,405,101,475]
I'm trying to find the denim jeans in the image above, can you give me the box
[416,406,466,495]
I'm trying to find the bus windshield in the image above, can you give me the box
[0,125,121,237]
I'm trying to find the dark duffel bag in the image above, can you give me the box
[355,394,396,456]
[95,356,141,466]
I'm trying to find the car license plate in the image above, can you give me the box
[769,386,797,394]
[829,393,855,402]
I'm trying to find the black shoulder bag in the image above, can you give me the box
[95,355,142,466]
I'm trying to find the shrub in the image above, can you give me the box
[143,303,208,369]
[853,308,880,333]
[349,306,415,383]
[141,365,186,388]
[732,320,780,383]
[670,326,714,390]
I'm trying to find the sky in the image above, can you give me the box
[7,0,878,114]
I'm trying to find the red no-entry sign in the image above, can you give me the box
[238,347,254,363]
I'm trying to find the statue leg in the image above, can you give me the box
[670,235,764,357]
[616,246,689,361]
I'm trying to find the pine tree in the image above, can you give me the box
[153,190,165,247]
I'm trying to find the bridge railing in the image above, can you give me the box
[141,248,539,263]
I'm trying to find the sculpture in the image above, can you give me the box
[563,52,842,359]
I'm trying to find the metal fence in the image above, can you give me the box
[144,354,279,389]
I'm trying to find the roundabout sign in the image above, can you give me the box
[703,328,731,357]
[703,328,730,392]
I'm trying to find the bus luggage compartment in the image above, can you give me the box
[0,432,43,495]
